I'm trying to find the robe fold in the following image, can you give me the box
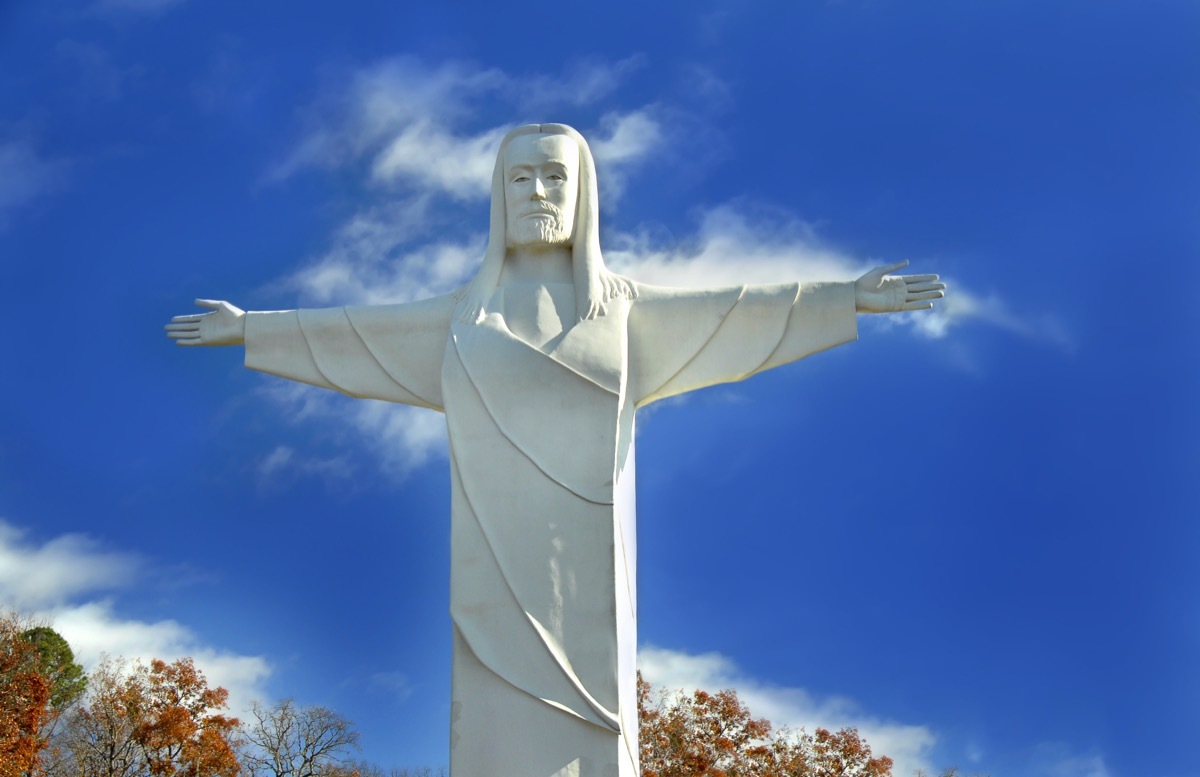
[244,280,857,777]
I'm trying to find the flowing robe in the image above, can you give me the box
[243,280,857,777]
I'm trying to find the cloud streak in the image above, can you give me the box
[257,382,448,478]
[0,519,271,715]
[269,56,665,205]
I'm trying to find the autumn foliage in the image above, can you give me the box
[637,672,893,777]
[0,613,53,777]
[6,606,906,777]
[62,657,242,777]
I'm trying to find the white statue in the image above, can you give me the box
[166,124,943,777]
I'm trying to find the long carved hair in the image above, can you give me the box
[456,123,628,323]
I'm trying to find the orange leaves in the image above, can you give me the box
[0,612,53,777]
[69,656,241,777]
[135,658,240,777]
[637,672,894,777]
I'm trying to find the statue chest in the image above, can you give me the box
[484,282,630,395]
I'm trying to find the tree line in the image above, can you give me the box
[4,610,980,776]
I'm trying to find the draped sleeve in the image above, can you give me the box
[243,294,456,412]
[627,281,858,407]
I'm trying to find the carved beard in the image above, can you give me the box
[508,204,572,248]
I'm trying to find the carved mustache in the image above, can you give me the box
[520,203,565,220]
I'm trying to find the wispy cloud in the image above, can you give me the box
[0,519,270,714]
[269,56,665,204]
[606,203,1068,347]
[275,196,485,306]
[0,522,137,610]
[257,383,448,477]
[605,202,866,286]
[0,139,69,226]
[638,645,938,777]
[899,283,1073,348]
[257,444,354,491]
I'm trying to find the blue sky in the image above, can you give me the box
[1,1,1197,775]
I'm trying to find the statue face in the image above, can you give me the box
[504,133,580,249]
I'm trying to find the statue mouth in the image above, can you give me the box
[522,206,562,220]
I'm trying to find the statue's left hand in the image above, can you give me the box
[854,260,945,313]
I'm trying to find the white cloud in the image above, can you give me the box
[638,645,938,777]
[0,140,69,225]
[257,444,354,489]
[899,283,1073,348]
[591,109,664,168]
[258,383,448,478]
[605,203,866,287]
[0,519,271,716]
[370,122,509,200]
[606,203,1070,348]
[267,57,509,184]
[269,56,665,205]
[590,108,665,202]
[279,198,486,306]
[0,521,137,609]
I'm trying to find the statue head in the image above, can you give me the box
[502,131,580,249]
[486,123,601,263]
[458,123,622,323]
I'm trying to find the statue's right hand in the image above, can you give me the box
[165,299,246,346]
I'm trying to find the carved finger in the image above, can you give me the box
[601,276,619,302]
[616,275,637,300]
[902,300,935,310]
[902,274,940,284]
[165,322,201,331]
[582,299,605,320]
[194,299,223,310]
[877,260,910,276]
[905,282,945,293]
[906,290,945,301]
[169,314,206,324]
[167,330,200,339]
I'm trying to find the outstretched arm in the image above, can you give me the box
[165,300,246,346]
[165,296,456,410]
[854,260,945,313]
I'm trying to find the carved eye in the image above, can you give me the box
[513,176,530,183]
[548,174,565,182]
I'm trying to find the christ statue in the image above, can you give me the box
[166,123,944,777]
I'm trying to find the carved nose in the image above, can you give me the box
[532,178,547,199]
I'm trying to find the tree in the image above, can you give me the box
[0,611,52,777]
[637,672,894,777]
[21,626,87,777]
[240,699,359,777]
[59,656,241,777]
[21,628,87,713]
